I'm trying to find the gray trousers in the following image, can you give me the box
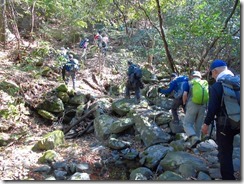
[65,71,76,90]
[183,100,206,139]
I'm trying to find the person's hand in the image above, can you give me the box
[201,124,209,135]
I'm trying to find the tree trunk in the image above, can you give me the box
[113,0,129,35]
[155,0,176,74]
[0,0,6,48]
[30,0,36,34]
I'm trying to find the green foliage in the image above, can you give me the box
[0,102,21,120]
[13,0,240,73]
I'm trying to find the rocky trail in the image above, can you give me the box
[0,43,240,181]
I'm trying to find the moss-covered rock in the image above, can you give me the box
[38,97,64,113]
[57,91,70,103]
[0,80,19,96]
[38,150,58,164]
[56,84,68,92]
[37,109,58,121]
[111,98,136,116]
[32,130,65,151]
[69,94,87,105]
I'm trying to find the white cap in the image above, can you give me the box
[192,71,202,78]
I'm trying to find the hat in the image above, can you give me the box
[192,71,202,78]
[127,60,133,65]
[210,59,227,71]
[171,73,178,78]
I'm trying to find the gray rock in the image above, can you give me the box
[197,171,212,180]
[69,172,90,180]
[54,170,67,180]
[157,171,184,180]
[130,167,153,180]
[139,144,173,170]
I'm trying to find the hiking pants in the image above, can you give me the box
[81,48,87,60]
[125,80,141,101]
[183,100,206,139]
[216,123,239,180]
[171,96,184,122]
[65,71,76,90]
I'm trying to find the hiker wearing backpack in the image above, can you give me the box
[62,54,80,90]
[94,30,103,47]
[158,73,188,124]
[201,59,240,180]
[79,38,89,60]
[182,71,209,148]
[94,31,109,56]
[101,33,109,55]
[125,61,144,104]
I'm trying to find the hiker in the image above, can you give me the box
[94,31,109,55]
[101,33,109,55]
[94,30,103,47]
[125,61,144,104]
[62,54,80,90]
[80,38,89,60]
[182,71,209,148]
[60,47,69,61]
[158,73,188,124]
[201,59,240,180]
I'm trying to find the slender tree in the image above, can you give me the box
[0,0,6,48]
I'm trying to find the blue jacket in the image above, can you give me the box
[159,76,188,98]
[204,81,223,125]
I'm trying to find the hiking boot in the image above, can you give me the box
[190,136,201,148]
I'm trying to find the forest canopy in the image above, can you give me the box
[0,0,240,74]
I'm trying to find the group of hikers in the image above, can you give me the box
[79,30,109,60]
[60,35,240,180]
[126,59,240,180]
[61,30,109,90]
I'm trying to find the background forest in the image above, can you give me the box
[0,0,241,74]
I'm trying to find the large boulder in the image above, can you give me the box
[93,114,115,141]
[133,115,171,147]
[38,97,64,113]
[139,144,173,170]
[111,98,137,116]
[159,151,208,173]
[110,118,134,134]
[32,130,65,151]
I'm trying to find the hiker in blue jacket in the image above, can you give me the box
[80,38,89,60]
[182,71,207,148]
[125,61,143,104]
[62,54,79,90]
[158,73,188,123]
[202,59,240,180]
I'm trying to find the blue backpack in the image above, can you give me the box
[63,60,79,72]
[79,39,86,48]
[174,76,188,98]
[219,75,240,130]
[128,64,142,79]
